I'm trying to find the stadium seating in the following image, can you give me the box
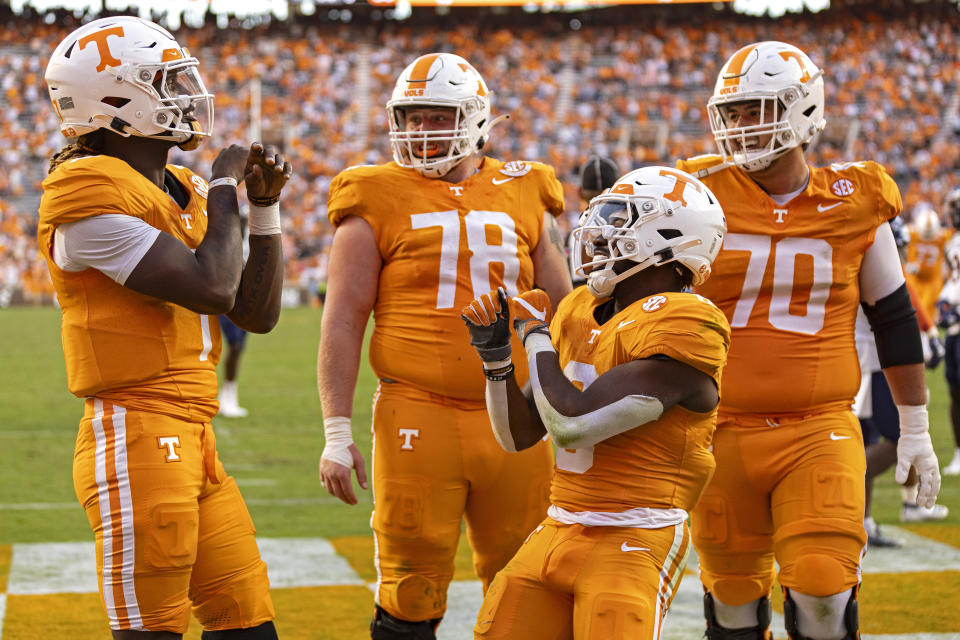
[2,0,959,305]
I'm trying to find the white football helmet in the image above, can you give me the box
[386,53,493,178]
[912,204,942,242]
[571,166,726,298]
[708,41,825,172]
[45,16,213,147]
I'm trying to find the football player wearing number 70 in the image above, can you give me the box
[677,41,941,640]
[462,166,730,639]
[38,16,289,639]
[317,52,571,639]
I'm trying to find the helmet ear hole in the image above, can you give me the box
[101,97,131,108]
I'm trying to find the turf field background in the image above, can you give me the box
[2,305,960,639]
[3,305,958,542]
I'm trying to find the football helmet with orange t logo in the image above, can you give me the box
[45,16,213,148]
[571,166,726,298]
[386,53,496,178]
[707,41,825,172]
[913,203,943,241]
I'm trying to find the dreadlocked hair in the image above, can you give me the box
[48,130,106,174]
[675,264,696,289]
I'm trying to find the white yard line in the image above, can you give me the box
[0,496,358,510]
[3,537,959,640]
[256,537,364,587]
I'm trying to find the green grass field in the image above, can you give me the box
[2,305,958,543]
[2,305,960,639]
[0,305,379,543]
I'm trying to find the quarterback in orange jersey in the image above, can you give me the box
[317,52,572,639]
[38,17,290,640]
[676,41,941,640]
[462,166,729,640]
[906,203,951,321]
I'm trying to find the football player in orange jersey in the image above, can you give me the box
[461,166,729,640]
[676,41,941,640]
[317,52,572,639]
[906,203,950,321]
[39,16,290,640]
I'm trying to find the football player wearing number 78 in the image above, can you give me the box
[462,166,730,639]
[678,41,941,640]
[317,52,571,639]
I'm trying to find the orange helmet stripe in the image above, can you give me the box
[161,48,184,62]
[406,53,441,92]
[721,44,757,92]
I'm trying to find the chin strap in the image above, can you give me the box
[587,261,648,298]
[695,161,733,179]
[483,113,511,142]
[177,120,204,151]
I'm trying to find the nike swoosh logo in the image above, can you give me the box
[617,319,636,330]
[817,202,842,212]
[621,543,650,553]
[830,432,852,440]
[492,176,515,185]
[513,297,546,321]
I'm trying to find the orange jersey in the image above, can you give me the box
[38,155,220,422]
[907,227,949,285]
[327,158,564,403]
[678,156,901,415]
[907,228,949,320]
[548,287,730,514]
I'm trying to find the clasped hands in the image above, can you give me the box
[461,287,553,364]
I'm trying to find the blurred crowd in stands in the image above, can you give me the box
[2,0,959,305]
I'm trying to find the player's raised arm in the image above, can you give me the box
[462,288,546,452]
[227,142,291,333]
[124,144,249,314]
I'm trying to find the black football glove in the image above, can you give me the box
[462,287,512,363]
[926,331,945,369]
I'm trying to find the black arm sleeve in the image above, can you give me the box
[861,283,924,368]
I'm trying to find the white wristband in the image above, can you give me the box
[321,416,355,468]
[249,202,281,235]
[208,176,238,190]
[482,357,512,371]
[524,333,555,358]
[897,404,929,433]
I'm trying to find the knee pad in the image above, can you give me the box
[370,605,441,640]
[783,587,859,640]
[777,519,865,597]
[379,573,446,622]
[201,621,278,639]
[191,563,275,631]
[703,591,771,640]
